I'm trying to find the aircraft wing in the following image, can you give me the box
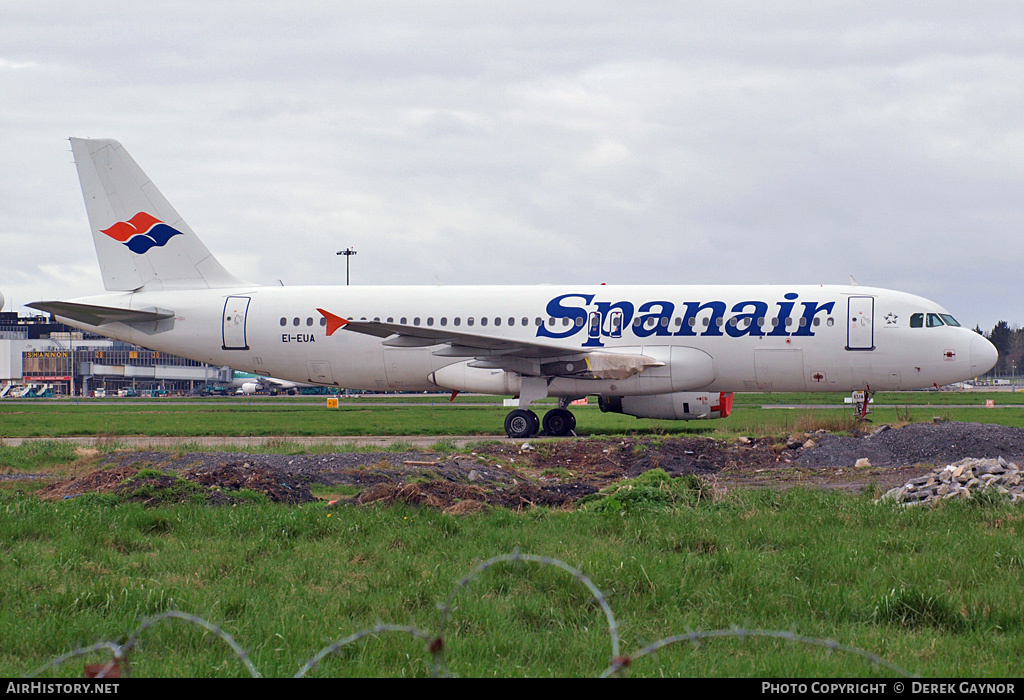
[317,308,662,379]
[27,301,175,327]
[263,377,299,389]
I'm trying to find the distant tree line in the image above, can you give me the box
[975,321,1024,376]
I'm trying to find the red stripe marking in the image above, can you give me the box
[316,308,348,336]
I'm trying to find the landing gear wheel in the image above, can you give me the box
[505,409,540,438]
[542,408,576,437]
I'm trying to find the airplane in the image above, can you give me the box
[29,138,998,438]
[227,370,303,395]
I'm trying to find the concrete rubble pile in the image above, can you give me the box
[878,457,1023,506]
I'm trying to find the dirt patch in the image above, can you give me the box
[38,462,315,505]
[38,466,141,501]
[184,462,316,504]
[31,421,1024,511]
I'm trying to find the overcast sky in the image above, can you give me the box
[1,1,1021,331]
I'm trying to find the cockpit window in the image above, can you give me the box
[926,313,944,327]
[940,314,961,327]
[910,313,923,328]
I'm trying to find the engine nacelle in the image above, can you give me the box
[240,382,259,395]
[599,391,733,420]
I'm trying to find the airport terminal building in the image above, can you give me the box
[1,309,228,397]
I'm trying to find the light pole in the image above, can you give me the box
[336,248,357,285]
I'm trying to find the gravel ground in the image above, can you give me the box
[796,421,1024,469]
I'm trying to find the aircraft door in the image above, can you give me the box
[754,348,806,391]
[222,296,250,351]
[588,311,623,342]
[609,310,623,338]
[846,296,875,351]
[306,361,335,385]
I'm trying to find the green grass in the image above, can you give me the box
[735,390,1024,406]
[2,394,1023,440]
[3,396,1022,676]
[2,488,1023,678]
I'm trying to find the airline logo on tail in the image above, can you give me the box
[100,212,183,254]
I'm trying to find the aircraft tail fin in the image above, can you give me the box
[69,138,247,292]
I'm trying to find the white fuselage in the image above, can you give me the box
[56,283,994,395]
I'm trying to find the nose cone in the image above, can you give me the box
[970,333,998,376]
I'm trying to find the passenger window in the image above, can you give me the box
[440,317,447,326]
[454,318,461,326]
[481,317,488,326]
[413,317,421,326]
[280,318,287,326]
[292,318,300,326]
[927,313,944,327]
[910,313,923,328]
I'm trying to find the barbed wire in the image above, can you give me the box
[25,551,917,678]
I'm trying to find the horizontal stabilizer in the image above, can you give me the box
[27,301,174,327]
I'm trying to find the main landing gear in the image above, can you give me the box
[503,405,577,438]
[503,377,578,439]
[504,409,540,439]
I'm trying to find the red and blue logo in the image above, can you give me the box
[100,212,183,254]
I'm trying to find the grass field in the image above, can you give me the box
[2,487,1023,678]
[1,394,1022,677]
[2,392,1023,439]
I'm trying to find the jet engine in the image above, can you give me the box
[240,382,259,395]
[598,391,733,420]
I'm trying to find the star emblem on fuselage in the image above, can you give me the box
[884,312,898,325]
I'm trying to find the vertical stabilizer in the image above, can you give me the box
[70,138,247,291]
